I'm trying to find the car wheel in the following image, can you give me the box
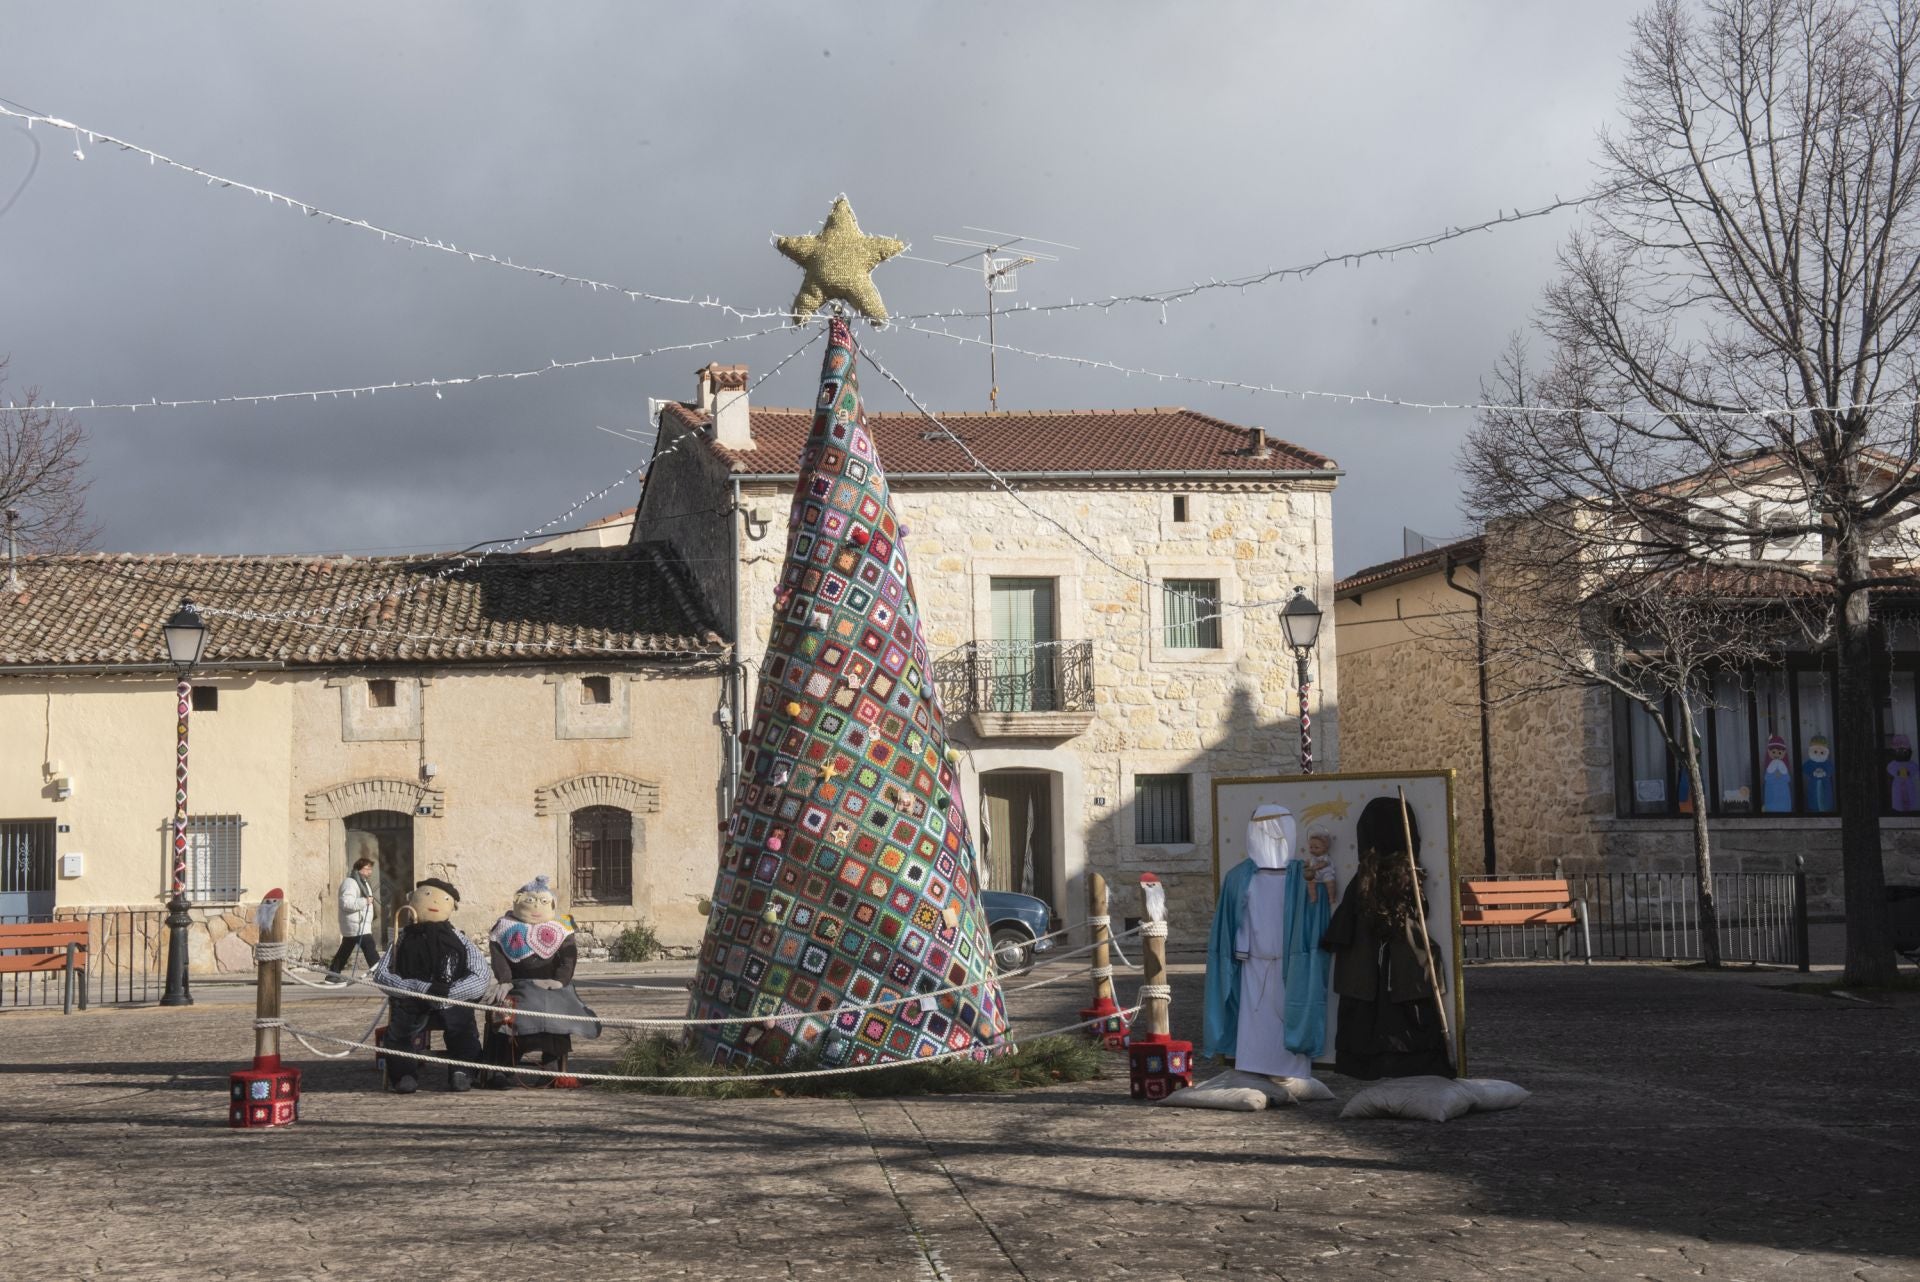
[990,926,1034,973]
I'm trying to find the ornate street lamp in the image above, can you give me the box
[1281,586,1323,774]
[160,597,207,1007]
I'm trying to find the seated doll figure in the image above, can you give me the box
[1319,799,1454,1081]
[484,875,600,1088]
[372,878,489,1094]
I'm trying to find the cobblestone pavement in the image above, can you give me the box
[3,962,1917,1280]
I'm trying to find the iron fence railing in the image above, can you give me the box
[0,907,165,1007]
[933,640,1095,716]
[1460,866,1808,968]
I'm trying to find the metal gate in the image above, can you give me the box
[1,818,55,919]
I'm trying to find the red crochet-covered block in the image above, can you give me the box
[1126,1033,1194,1102]
[228,1063,302,1129]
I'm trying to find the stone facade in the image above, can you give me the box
[0,665,726,972]
[1335,544,1920,918]
[635,430,1342,945]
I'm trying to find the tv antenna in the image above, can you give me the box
[929,226,1079,410]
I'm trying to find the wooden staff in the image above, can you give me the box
[1397,787,1456,1073]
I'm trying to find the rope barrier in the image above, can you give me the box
[251,942,288,961]
[1136,984,1173,1002]
[1141,921,1169,939]
[280,1005,1144,1085]
[277,922,1146,1030]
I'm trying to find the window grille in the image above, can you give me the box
[181,814,245,903]
[1162,579,1222,649]
[1134,774,1193,844]
[571,805,634,906]
[1,819,55,898]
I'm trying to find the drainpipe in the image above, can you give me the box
[1444,553,1498,875]
[725,478,745,813]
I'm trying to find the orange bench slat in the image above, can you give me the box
[0,924,91,949]
[1461,907,1579,925]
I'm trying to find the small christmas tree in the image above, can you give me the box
[685,315,1010,1068]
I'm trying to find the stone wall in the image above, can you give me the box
[1333,573,1488,873]
[730,477,1339,943]
[1487,682,1611,874]
[630,415,738,629]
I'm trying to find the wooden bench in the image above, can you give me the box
[0,921,91,1012]
[1461,878,1592,964]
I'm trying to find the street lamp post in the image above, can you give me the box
[1281,586,1324,775]
[160,597,208,1007]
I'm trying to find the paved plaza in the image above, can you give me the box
[2,962,1917,1281]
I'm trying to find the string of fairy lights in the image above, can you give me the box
[4,91,1885,646]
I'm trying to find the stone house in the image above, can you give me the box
[630,362,1343,941]
[0,544,728,970]
[1334,486,1920,914]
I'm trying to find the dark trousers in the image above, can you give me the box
[328,934,380,973]
[383,995,483,1085]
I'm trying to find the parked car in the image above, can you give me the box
[980,890,1055,972]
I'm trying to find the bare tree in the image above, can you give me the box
[1470,0,1920,984]
[1465,350,1824,965]
[0,358,96,555]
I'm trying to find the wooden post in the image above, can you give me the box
[1125,870,1192,1100]
[253,889,286,1066]
[228,888,302,1128]
[1140,920,1170,1038]
[1079,872,1128,1049]
[1089,873,1114,1007]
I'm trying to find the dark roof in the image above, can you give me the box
[1337,536,1484,598]
[660,403,1337,477]
[0,543,727,669]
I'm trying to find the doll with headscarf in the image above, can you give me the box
[1762,734,1794,812]
[1202,804,1336,1084]
[482,875,600,1087]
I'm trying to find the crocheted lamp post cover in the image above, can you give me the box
[686,317,1011,1069]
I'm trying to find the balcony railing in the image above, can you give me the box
[933,640,1096,736]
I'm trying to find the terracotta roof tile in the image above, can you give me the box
[0,543,726,669]
[1336,536,1484,597]
[661,403,1337,477]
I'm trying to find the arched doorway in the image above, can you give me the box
[344,810,414,945]
[979,769,1058,912]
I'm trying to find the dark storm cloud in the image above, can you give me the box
[0,1,1642,573]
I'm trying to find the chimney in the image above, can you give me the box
[697,362,754,450]
[1248,427,1272,459]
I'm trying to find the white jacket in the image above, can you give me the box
[337,873,377,937]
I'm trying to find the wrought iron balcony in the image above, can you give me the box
[932,640,1097,738]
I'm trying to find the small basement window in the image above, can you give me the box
[367,679,397,709]
[1172,494,1190,523]
[581,675,613,706]
[190,686,219,712]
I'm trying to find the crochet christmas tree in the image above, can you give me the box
[685,317,1011,1068]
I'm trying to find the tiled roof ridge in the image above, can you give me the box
[736,404,1197,419]
[1337,535,1485,595]
[18,543,673,569]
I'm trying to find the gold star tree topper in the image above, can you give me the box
[776,196,904,324]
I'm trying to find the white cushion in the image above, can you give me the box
[1457,1078,1530,1112]
[1339,1075,1475,1122]
[1272,1075,1335,1103]
[1158,1073,1270,1111]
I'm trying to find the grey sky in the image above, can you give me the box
[0,1,1644,576]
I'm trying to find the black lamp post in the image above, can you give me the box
[160,597,207,1007]
[1281,586,1323,774]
